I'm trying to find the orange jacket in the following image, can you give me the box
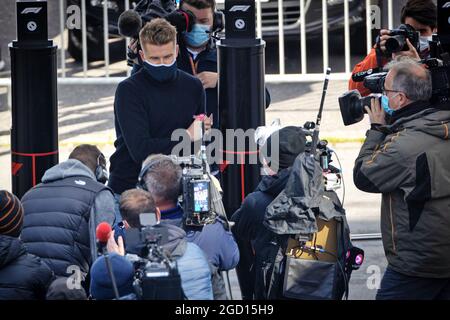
[349,47,388,96]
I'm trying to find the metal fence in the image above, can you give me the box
[0,0,397,100]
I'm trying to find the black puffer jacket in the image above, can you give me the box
[0,235,53,300]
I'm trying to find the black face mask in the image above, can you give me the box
[143,59,178,82]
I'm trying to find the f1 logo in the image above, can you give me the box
[21,7,42,14]
[229,5,251,12]
[442,2,450,8]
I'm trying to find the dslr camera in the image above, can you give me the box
[381,24,420,55]
[125,213,184,300]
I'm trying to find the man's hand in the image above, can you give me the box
[107,230,125,256]
[378,29,391,53]
[364,97,387,125]
[392,38,420,60]
[197,71,218,89]
[128,38,138,54]
[186,115,213,141]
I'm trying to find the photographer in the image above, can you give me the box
[349,0,437,96]
[108,18,212,209]
[110,189,214,300]
[353,58,450,300]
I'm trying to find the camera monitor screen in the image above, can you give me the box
[193,181,210,213]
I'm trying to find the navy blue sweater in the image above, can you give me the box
[108,67,205,194]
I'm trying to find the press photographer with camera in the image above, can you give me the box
[349,0,437,96]
[353,58,450,300]
[107,189,214,300]
[108,18,212,216]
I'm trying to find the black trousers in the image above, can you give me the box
[376,266,450,300]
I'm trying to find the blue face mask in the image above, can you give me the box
[381,94,396,116]
[183,24,211,48]
[143,59,177,82]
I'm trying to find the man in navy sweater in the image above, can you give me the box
[109,18,212,216]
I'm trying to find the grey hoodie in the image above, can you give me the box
[41,159,116,264]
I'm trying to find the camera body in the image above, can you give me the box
[126,214,184,300]
[384,24,420,55]
[175,156,215,227]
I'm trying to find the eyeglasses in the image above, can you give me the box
[382,87,402,96]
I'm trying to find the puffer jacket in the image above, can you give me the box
[0,235,53,300]
[354,102,450,278]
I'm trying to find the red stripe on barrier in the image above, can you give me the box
[11,150,58,157]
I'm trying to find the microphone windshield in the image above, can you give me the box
[96,222,112,244]
[118,10,142,38]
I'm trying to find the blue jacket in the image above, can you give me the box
[161,206,240,271]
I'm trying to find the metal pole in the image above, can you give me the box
[125,0,131,77]
[256,0,262,39]
[81,0,88,77]
[300,0,307,74]
[278,0,285,75]
[366,0,372,54]
[344,0,350,74]
[322,0,329,72]
[388,0,394,30]
[59,0,66,78]
[103,0,110,77]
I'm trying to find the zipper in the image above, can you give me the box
[389,195,396,252]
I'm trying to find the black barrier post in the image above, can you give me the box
[218,0,266,218]
[9,0,58,198]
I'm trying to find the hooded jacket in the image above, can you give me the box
[354,103,450,278]
[231,168,291,300]
[137,223,214,300]
[0,235,53,300]
[21,160,116,277]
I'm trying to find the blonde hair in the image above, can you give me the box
[139,18,177,47]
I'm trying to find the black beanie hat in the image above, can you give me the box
[263,126,307,171]
[0,190,24,237]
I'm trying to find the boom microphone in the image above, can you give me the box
[118,9,143,38]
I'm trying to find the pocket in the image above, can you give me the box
[283,257,337,300]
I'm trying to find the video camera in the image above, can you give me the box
[118,0,196,66]
[172,155,215,227]
[125,213,184,300]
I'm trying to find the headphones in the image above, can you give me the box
[137,155,176,191]
[179,0,224,33]
[95,153,109,184]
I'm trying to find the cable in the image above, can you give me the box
[225,270,233,300]
[331,149,346,208]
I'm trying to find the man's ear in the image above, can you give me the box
[176,44,179,57]
[139,49,145,62]
[156,207,161,223]
[123,220,130,229]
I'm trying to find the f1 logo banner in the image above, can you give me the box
[224,0,256,40]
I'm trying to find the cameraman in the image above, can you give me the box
[353,58,450,300]
[349,0,437,96]
[108,18,212,214]
[140,154,239,299]
[109,189,214,300]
